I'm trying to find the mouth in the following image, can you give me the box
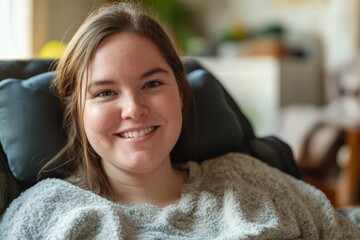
[118,126,158,139]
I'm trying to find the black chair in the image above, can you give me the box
[182,58,300,178]
[0,58,300,215]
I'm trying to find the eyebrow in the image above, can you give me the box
[140,67,170,79]
[87,80,115,92]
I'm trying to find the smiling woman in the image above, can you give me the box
[83,32,184,202]
[0,2,359,239]
[44,2,193,200]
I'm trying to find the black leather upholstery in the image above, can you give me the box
[0,58,300,214]
[183,58,301,179]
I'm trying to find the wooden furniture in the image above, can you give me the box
[336,129,360,207]
[301,128,360,208]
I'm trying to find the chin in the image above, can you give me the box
[122,153,169,174]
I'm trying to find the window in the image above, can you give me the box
[0,0,33,59]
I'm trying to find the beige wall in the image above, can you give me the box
[32,0,106,56]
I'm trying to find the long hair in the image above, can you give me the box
[39,2,193,195]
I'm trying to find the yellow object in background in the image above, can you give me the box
[38,40,66,59]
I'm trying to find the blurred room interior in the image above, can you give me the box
[1,0,360,208]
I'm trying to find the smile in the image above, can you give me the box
[119,126,157,139]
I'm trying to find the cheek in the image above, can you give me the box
[83,104,115,137]
[162,91,183,132]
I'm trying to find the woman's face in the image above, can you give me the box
[83,32,183,176]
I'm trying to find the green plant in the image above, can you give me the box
[142,0,194,51]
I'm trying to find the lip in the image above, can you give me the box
[115,126,159,143]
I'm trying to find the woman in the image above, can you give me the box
[48,1,193,205]
[1,2,359,239]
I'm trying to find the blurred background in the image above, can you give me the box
[1,0,360,207]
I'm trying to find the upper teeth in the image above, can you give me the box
[120,127,155,138]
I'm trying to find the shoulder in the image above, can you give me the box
[0,178,116,238]
[11,178,72,201]
[197,153,331,203]
[199,152,285,178]
[2,179,76,215]
[190,152,308,193]
[1,178,103,224]
[17,178,85,201]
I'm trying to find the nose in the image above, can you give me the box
[120,93,148,120]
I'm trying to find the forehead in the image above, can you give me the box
[87,32,171,80]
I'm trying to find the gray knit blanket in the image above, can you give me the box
[1,153,359,239]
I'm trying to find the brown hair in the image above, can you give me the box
[39,2,193,195]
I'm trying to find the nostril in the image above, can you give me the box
[119,93,149,120]
[120,103,148,120]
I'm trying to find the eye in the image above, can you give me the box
[143,80,162,89]
[96,90,115,97]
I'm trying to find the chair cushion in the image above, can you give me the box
[0,68,248,182]
[0,59,55,80]
[185,69,244,161]
[0,72,66,182]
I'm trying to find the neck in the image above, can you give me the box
[105,159,187,207]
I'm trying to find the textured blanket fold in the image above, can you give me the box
[1,153,359,239]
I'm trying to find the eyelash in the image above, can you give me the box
[143,80,162,89]
[93,80,163,98]
[95,90,115,98]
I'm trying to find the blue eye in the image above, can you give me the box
[144,81,162,89]
[96,90,114,97]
